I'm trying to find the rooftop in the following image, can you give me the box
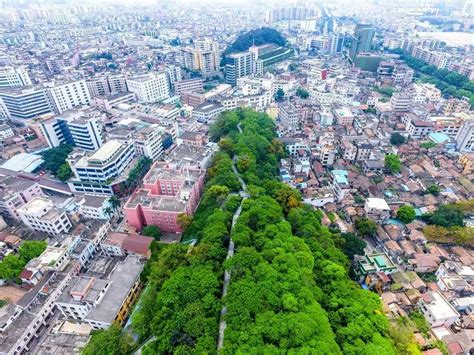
[85,256,143,324]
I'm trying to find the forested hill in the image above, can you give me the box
[83,109,415,355]
[224,27,287,55]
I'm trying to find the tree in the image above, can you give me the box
[420,141,436,149]
[142,225,162,240]
[176,213,192,231]
[0,241,46,282]
[397,205,416,224]
[426,184,441,196]
[103,206,114,218]
[108,195,121,212]
[207,185,230,204]
[390,132,406,146]
[423,204,465,228]
[82,325,133,355]
[274,88,285,102]
[340,232,367,260]
[41,144,73,176]
[296,87,309,99]
[57,163,72,181]
[355,217,377,236]
[225,27,287,54]
[19,241,47,263]
[384,154,402,174]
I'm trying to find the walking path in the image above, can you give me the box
[217,123,247,350]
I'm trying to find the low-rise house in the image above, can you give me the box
[20,246,69,286]
[357,253,398,279]
[364,198,390,222]
[409,253,440,273]
[77,195,114,220]
[418,291,460,327]
[101,232,153,259]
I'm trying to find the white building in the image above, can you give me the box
[77,195,113,220]
[17,197,73,236]
[406,120,434,139]
[68,140,135,195]
[133,125,164,161]
[55,256,143,330]
[46,79,91,114]
[0,124,14,140]
[0,86,54,119]
[418,291,460,327]
[456,120,474,152]
[127,73,170,103]
[364,198,391,222]
[40,108,104,151]
[0,66,32,88]
[390,92,411,112]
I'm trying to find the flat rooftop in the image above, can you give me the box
[85,256,143,325]
[89,140,122,163]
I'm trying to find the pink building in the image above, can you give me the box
[124,162,205,233]
[0,177,44,220]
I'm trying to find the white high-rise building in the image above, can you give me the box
[456,120,474,152]
[46,79,91,114]
[40,108,105,151]
[127,73,170,103]
[0,66,32,88]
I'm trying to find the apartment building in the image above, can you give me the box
[181,39,220,76]
[405,118,435,139]
[46,79,91,114]
[20,246,70,285]
[0,176,44,220]
[86,74,128,98]
[334,107,354,126]
[174,78,203,95]
[17,197,73,236]
[390,92,411,112]
[133,125,164,161]
[331,169,350,202]
[412,46,450,69]
[193,102,225,123]
[456,120,474,152]
[0,86,54,119]
[55,256,143,330]
[279,103,300,131]
[225,51,253,85]
[0,262,79,355]
[127,73,170,103]
[68,140,135,195]
[124,161,205,233]
[40,108,105,151]
[0,66,32,88]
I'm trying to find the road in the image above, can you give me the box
[217,122,247,350]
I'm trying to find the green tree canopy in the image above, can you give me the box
[423,204,465,228]
[355,217,377,236]
[384,154,402,174]
[296,87,309,99]
[82,325,133,355]
[274,88,285,102]
[41,144,73,176]
[390,132,406,146]
[142,225,162,240]
[397,205,416,224]
[426,184,441,196]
